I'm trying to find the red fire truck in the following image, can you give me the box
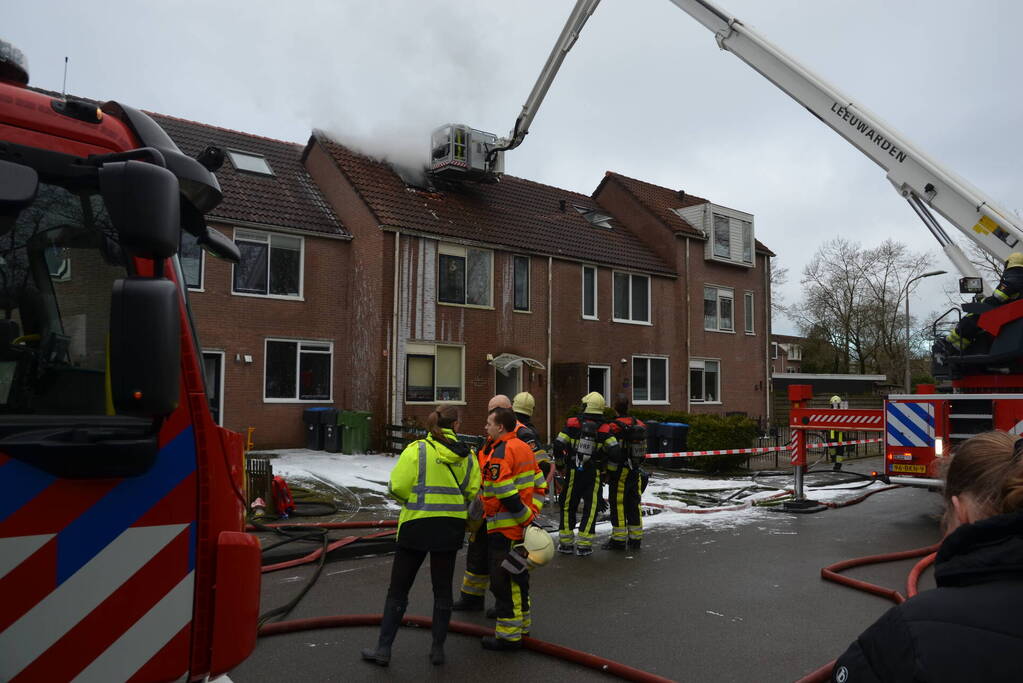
[0,41,260,681]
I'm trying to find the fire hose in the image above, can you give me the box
[794,544,940,683]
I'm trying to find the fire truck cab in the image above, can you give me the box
[0,41,260,681]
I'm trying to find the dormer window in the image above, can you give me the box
[227,150,274,175]
[573,205,613,229]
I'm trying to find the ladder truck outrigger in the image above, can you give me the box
[0,41,261,681]
[428,0,1023,487]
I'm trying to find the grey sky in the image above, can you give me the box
[8,0,1023,334]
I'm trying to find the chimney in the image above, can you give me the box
[677,190,686,203]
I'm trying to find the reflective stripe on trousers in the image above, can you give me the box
[460,571,489,597]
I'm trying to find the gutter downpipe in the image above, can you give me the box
[765,254,771,423]
[685,238,691,412]
[390,230,400,429]
[547,256,553,443]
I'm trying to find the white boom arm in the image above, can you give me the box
[490,0,600,160]
[665,0,1023,286]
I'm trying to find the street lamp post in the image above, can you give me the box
[905,270,947,392]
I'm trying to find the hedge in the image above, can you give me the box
[629,410,760,473]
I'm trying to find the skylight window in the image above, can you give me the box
[227,150,274,175]
[573,204,613,229]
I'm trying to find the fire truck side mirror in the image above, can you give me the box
[109,277,180,417]
[98,160,180,260]
[199,225,241,263]
[0,160,39,217]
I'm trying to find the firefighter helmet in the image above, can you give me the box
[830,395,842,406]
[1006,253,1023,269]
[522,525,555,568]
[582,391,606,414]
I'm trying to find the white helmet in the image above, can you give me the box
[830,395,842,406]
[522,525,555,568]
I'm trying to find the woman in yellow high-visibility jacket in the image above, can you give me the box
[361,404,481,667]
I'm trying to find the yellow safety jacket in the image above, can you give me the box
[389,429,481,532]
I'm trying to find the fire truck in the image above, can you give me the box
[429,0,1023,486]
[0,41,260,681]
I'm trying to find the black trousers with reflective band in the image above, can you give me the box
[458,526,490,597]
[608,467,642,542]
[558,465,600,546]
[386,545,457,604]
[487,532,530,641]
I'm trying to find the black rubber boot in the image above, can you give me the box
[627,538,642,550]
[361,597,406,666]
[603,539,627,551]
[481,636,522,651]
[430,599,452,665]
[451,592,484,612]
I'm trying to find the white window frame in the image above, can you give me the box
[704,284,735,333]
[263,338,333,404]
[202,349,225,425]
[772,342,780,359]
[231,228,305,300]
[404,342,467,405]
[587,364,611,400]
[612,271,652,325]
[513,254,531,313]
[582,265,598,320]
[632,355,669,405]
[227,149,275,176]
[437,243,493,309]
[705,205,756,268]
[744,291,755,335]
[689,358,721,405]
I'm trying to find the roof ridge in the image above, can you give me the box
[146,111,304,148]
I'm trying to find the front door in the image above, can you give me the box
[588,365,610,399]
[496,365,521,399]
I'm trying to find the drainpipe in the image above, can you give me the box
[764,254,771,424]
[391,231,400,428]
[685,238,691,412]
[546,256,553,443]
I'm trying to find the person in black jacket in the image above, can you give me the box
[831,430,1023,682]
[944,252,1023,352]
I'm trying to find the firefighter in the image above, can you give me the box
[452,395,513,613]
[554,391,607,556]
[944,252,1023,352]
[599,396,646,551]
[513,391,552,481]
[481,407,543,651]
[828,394,846,472]
[362,404,481,667]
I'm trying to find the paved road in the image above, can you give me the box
[231,460,943,682]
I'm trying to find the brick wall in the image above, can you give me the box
[187,223,352,448]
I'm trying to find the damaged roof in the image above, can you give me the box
[597,172,775,256]
[314,133,675,276]
[151,114,347,238]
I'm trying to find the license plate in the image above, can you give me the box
[891,464,926,474]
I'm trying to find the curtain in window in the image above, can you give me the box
[704,361,719,401]
[714,215,730,258]
[514,256,529,310]
[435,346,462,400]
[269,235,301,296]
[439,254,465,303]
[704,287,717,329]
[466,249,490,306]
[614,273,629,319]
[235,241,268,294]
[406,355,434,402]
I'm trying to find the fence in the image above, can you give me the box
[747,427,883,470]
[384,424,486,454]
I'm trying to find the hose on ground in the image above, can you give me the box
[259,615,675,683]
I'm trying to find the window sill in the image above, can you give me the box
[690,401,723,406]
[582,315,599,321]
[187,286,205,293]
[438,302,494,311]
[745,332,756,336]
[263,398,334,404]
[406,400,468,406]
[704,328,735,334]
[633,400,669,406]
[612,318,653,326]
[233,291,305,302]
[707,256,754,268]
[513,309,532,315]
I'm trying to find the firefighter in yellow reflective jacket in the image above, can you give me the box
[554,391,607,556]
[480,408,544,651]
[362,405,481,667]
[946,253,1023,351]
[513,391,552,483]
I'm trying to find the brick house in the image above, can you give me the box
[770,333,805,374]
[593,173,775,420]
[154,115,351,447]
[303,134,681,442]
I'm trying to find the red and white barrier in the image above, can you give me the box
[644,437,883,460]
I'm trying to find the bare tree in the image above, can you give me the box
[786,237,931,379]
